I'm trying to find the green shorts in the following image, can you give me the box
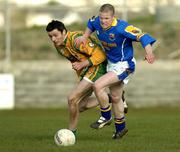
[79,61,107,83]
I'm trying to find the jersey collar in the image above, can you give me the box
[111,18,118,26]
[102,18,118,30]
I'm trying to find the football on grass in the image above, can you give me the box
[54,129,75,146]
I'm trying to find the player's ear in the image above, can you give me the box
[62,29,66,36]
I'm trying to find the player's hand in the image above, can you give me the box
[145,53,155,64]
[144,44,155,64]
[72,60,89,71]
[75,36,87,47]
[72,62,84,71]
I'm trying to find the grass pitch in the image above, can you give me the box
[0,107,180,152]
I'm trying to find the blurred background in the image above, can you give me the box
[0,0,180,109]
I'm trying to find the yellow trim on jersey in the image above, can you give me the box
[102,18,118,30]
[111,18,118,26]
[125,25,145,41]
[125,25,142,35]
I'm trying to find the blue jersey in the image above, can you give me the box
[87,16,156,63]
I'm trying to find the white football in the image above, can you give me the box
[54,129,76,146]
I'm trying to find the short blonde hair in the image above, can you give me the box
[99,4,115,15]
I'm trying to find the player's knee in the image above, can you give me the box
[93,82,102,93]
[111,94,121,103]
[68,94,79,107]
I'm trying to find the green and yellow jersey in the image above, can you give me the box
[56,31,107,82]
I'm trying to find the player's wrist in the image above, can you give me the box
[82,35,88,40]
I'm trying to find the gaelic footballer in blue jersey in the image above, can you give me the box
[87,15,156,64]
[75,3,156,139]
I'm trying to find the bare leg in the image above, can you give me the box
[68,79,92,130]
[92,72,125,130]
[79,94,99,112]
[109,82,124,118]
[94,72,120,109]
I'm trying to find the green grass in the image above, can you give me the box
[0,107,180,152]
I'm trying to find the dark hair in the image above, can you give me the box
[99,3,115,15]
[46,20,67,33]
